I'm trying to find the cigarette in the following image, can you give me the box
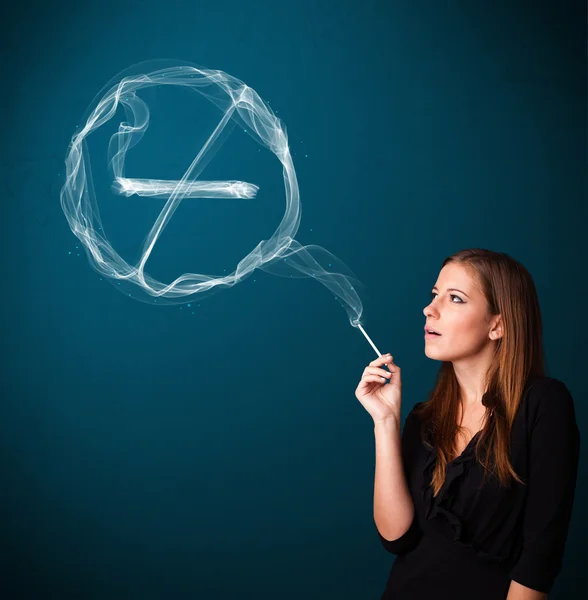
[357,322,383,357]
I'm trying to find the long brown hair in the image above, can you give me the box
[415,248,548,497]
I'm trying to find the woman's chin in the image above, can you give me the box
[425,346,446,360]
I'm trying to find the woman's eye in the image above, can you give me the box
[430,292,463,303]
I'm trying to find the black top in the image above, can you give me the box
[378,376,580,600]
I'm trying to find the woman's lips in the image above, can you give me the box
[425,332,442,339]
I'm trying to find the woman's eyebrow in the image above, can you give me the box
[432,286,470,298]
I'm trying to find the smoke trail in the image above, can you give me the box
[60,59,367,328]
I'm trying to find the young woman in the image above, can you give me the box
[355,248,580,600]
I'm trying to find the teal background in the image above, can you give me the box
[2,0,586,598]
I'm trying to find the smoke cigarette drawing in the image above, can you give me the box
[60,59,380,352]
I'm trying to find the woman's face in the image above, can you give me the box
[422,262,501,362]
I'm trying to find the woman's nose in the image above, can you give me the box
[423,303,437,317]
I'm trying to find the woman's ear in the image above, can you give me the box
[490,315,503,340]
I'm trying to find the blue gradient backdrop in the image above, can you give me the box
[2,1,586,598]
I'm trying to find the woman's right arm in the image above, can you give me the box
[373,415,416,544]
[354,353,422,554]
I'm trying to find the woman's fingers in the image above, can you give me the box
[364,367,392,379]
[356,352,400,396]
[369,354,393,367]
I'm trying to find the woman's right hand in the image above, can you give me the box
[354,353,402,425]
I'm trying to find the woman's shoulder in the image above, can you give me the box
[522,375,577,427]
[524,374,566,391]
[407,400,427,418]
[404,401,429,432]
[523,375,573,403]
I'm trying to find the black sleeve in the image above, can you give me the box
[377,402,424,555]
[508,380,581,593]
